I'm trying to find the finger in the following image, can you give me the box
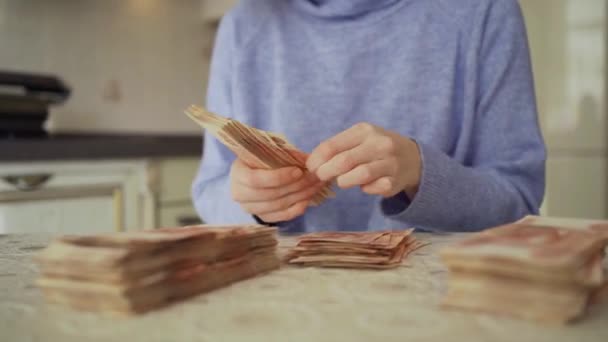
[361,176,397,196]
[257,200,310,223]
[315,140,380,181]
[242,182,324,214]
[232,172,320,202]
[232,159,304,188]
[336,159,396,189]
[306,123,375,173]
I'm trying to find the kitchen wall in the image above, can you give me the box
[520,0,608,219]
[0,0,218,134]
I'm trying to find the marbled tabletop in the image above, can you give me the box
[1,233,607,342]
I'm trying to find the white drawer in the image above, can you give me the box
[546,156,607,219]
[0,160,152,233]
[0,195,118,234]
[155,157,200,204]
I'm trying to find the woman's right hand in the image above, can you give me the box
[230,159,324,223]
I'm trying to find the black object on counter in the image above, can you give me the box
[0,70,71,138]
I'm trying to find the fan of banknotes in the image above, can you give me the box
[34,224,280,315]
[440,215,608,324]
[184,105,335,206]
[285,229,426,269]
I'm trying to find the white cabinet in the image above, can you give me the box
[0,157,201,234]
[149,157,203,227]
[0,197,117,235]
[154,158,201,204]
[200,0,238,22]
[545,156,607,220]
[0,161,151,234]
[159,205,200,228]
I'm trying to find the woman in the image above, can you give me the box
[192,0,546,232]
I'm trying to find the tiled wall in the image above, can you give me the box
[520,0,607,219]
[0,0,216,134]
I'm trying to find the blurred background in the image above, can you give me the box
[0,0,605,234]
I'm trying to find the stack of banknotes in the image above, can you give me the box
[440,216,608,324]
[184,104,334,205]
[285,229,425,269]
[34,224,280,315]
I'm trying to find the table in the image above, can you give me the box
[1,233,607,342]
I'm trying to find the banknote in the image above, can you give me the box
[184,105,334,205]
[440,216,608,324]
[34,224,281,315]
[286,230,426,269]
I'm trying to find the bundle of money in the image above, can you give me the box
[33,224,280,315]
[184,105,334,205]
[440,215,608,324]
[285,229,426,269]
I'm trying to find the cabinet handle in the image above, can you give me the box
[2,174,53,191]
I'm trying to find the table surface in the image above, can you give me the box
[1,233,607,342]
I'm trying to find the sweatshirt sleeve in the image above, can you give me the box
[380,0,547,232]
[191,13,256,224]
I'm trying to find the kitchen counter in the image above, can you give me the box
[1,233,607,342]
[0,134,202,161]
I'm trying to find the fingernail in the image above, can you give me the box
[291,168,303,178]
[305,157,317,172]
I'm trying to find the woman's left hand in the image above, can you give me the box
[306,122,422,199]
